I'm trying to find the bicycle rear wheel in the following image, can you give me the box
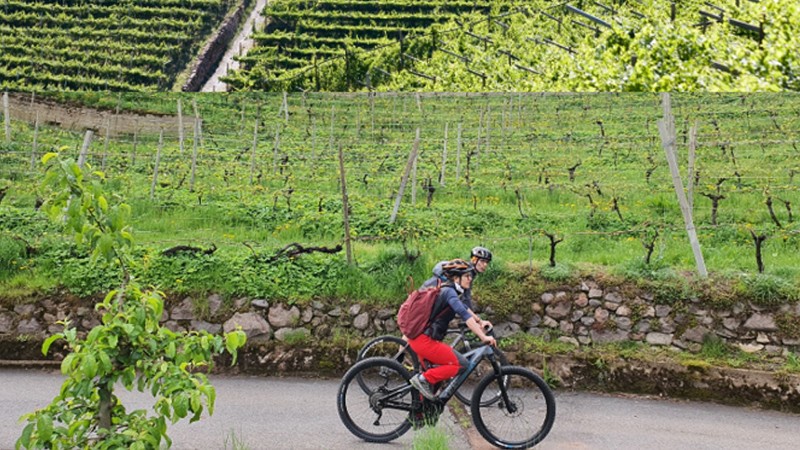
[470,366,556,449]
[337,357,414,443]
[356,335,419,395]
[357,335,419,372]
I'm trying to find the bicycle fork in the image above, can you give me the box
[490,357,518,413]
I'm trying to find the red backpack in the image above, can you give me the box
[396,284,449,339]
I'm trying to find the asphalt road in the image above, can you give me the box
[2,368,799,449]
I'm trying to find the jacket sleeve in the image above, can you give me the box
[442,287,474,322]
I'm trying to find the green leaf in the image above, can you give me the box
[98,195,108,213]
[15,422,34,450]
[61,353,76,375]
[82,354,97,378]
[41,152,58,165]
[203,385,216,416]
[41,334,63,356]
[174,394,188,419]
[165,342,176,359]
[86,327,101,344]
[36,413,53,442]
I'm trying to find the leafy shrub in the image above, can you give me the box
[233,204,297,229]
[144,253,228,295]
[0,235,26,279]
[60,257,123,297]
[295,211,342,239]
[0,206,58,236]
[228,252,350,301]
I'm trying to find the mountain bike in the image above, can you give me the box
[337,342,556,449]
[356,322,510,406]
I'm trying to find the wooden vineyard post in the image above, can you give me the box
[150,129,163,200]
[310,118,317,173]
[250,106,260,184]
[687,123,698,211]
[475,110,483,169]
[484,104,491,163]
[77,130,93,169]
[239,101,246,136]
[177,98,185,155]
[101,117,110,171]
[190,98,200,192]
[369,92,375,137]
[338,145,353,265]
[440,122,448,186]
[390,128,421,223]
[282,91,289,124]
[3,91,9,143]
[456,122,463,182]
[329,104,335,156]
[272,127,280,175]
[130,130,140,167]
[30,112,39,170]
[411,138,419,205]
[658,93,707,277]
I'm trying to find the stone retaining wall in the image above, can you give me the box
[182,0,252,92]
[2,279,799,358]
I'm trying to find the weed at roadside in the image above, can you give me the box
[412,421,450,450]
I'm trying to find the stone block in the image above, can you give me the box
[646,332,673,346]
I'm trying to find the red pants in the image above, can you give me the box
[408,333,460,385]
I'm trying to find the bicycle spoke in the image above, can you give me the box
[471,368,556,449]
[338,357,414,442]
[358,336,417,372]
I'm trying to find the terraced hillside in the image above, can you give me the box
[224,0,800,91]
[0,0,238,91]
[223,0,504,89]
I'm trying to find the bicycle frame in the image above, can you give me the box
[371,344,504,415]
[381,324,475,364]
[436,344,499,401]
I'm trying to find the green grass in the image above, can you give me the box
[785,353,800,373]
[221,428,251,450]
[412,422,450,450]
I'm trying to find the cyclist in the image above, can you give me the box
[408,259,496,400]
[422,246,493,328]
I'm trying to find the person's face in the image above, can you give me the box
[475,259,489,273]
[459,272,473,289]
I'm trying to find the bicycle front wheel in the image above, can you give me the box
[471,366,556,449]
[337,357,414,443]
[454,347,510,406]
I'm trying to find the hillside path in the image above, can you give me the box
[202,0,269,92]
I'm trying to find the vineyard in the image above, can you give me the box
[224,0,800,91]
[1,92,799,302]
[0,0,240,91]
[0,1,797,92]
